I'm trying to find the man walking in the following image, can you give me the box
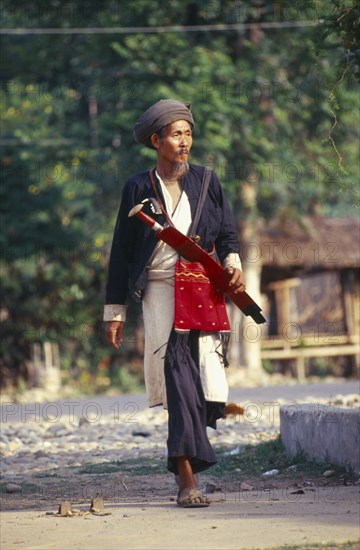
[104,99,245,507]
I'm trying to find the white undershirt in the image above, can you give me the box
[147,172,192,278]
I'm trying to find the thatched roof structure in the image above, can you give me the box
[259,216,360,270]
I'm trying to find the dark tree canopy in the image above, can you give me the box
[0,0,358,389]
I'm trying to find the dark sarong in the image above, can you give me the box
[164,329,225,475]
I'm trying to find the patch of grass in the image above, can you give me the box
[79,457,165,475]
[212,437,287,477]
[288,447,355,478]
[212,436,355,480]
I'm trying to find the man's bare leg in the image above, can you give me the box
[176,456,208,504]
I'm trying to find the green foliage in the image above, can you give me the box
[318,0,360,81]
[0,0,358,388]
[211,435,355,479]
[212,436,289,477]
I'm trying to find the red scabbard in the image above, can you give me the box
[129,205,266,324]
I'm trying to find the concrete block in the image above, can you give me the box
[280,404,360,473]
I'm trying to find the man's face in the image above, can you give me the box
[154,120,193,165]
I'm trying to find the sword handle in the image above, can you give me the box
[128,203,164,233]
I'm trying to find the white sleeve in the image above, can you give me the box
[103,304,127,322]
[223,253,242,271]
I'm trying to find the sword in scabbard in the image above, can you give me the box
[128,200,164,233]
[128,199,266,324]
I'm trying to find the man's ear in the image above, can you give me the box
[151,133,160,149]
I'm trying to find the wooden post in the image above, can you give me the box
[267,278,302,378]
[267,278,301,335]
[342,270,360,373]
[31,342,61,392]
[296,356,306,383]
[31,343,42,387]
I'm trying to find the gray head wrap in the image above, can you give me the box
[133,99,195,149]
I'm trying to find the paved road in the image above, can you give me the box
[229,379,359,403]
[1,380,358,424]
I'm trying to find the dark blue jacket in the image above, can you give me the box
[105,164,240,305]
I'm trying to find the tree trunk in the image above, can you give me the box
[239,258,264,384]
[229,177,266,385]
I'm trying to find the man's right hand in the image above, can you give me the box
[105,321,124,349]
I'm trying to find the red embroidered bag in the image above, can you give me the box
[174,259,231,332]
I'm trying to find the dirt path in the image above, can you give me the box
[1,486,359,550]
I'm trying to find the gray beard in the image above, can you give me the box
[171,161,190,180]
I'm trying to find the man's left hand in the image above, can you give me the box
[225,267,246,293]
